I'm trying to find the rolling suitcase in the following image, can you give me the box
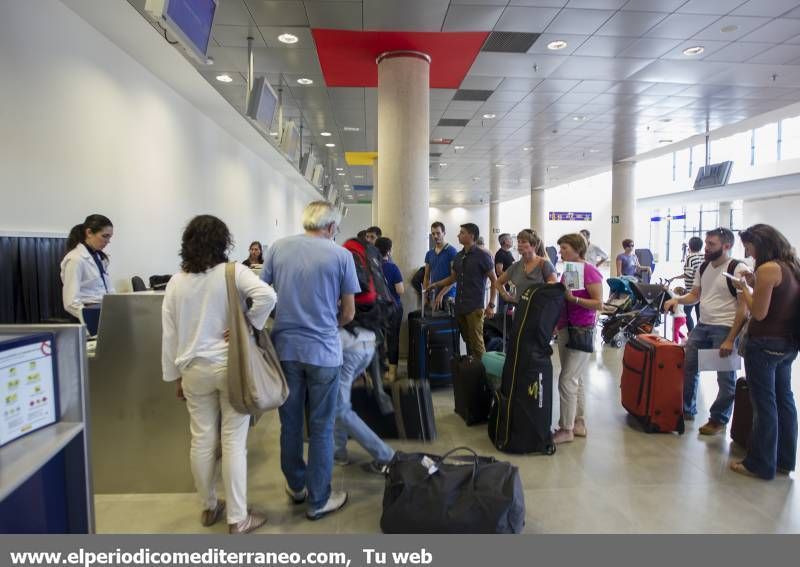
[730,377,752,449]
[453,354,490,425]
[488,284,565,454]
[621,334,685,434]
[351,377,437,441]
[407,302,460,386]
[481,306,513,393]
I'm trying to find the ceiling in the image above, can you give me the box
[127,0,800,206]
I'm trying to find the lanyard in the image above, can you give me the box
[86,244,109,292]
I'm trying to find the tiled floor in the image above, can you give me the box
[95,346,800,534]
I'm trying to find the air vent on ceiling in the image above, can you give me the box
[437,118,470,127]
[430,152,442,157]
[453,89,493,101]
[481,32,540,53]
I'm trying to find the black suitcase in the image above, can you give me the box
[351,377,437,441]
[731,377,752,449]
[408,304,460,386]
[453,355,490,425]
[488,283,565,455]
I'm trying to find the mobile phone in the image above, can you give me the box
[722,272,739,281]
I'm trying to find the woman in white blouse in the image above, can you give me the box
[60,214,115,322]
[161,215,277,534]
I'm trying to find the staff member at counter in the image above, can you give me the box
[60,214,115,322]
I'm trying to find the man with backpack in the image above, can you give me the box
[664,227,750,435]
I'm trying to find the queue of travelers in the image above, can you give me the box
[61,204,799,534]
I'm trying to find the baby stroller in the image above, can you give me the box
[604,276,638,315]
[601,280,671,348]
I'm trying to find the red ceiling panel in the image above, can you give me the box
[312,30,490,89]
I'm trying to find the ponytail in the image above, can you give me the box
[66,224,85,254]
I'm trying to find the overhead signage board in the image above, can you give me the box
[694,161,733,189]
[549,211,592,221]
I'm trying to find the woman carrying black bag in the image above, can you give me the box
[553,233,604,444]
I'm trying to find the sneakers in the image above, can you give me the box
[228,511,267,534]
[306,491,348,521]
[684,413,695,422]
[573,418,587,437]
[201,499,225,527]
[552,428,574,444]
[334,454,350,466]
[285,484,307,505]
[699,420,725,435]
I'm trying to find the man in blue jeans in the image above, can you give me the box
[334,326,395,471]
[664,228,750,435]
[262,201,361,521]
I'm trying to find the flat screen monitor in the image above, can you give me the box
[279,121,301,163]
[246,76,278,128]
[160,0,217,64]
[0,333,59,447]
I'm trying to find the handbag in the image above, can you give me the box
[225,262,289,417]
[567,325,595,353]
[380,447,525,534]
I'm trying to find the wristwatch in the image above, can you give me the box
[488,302,495,308]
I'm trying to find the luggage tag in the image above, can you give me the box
[421,455,439,476]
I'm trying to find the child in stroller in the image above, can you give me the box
[601,280,672,347]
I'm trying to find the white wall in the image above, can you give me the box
[338,204,372,242]
[0,0,318,290]
[743,194,800,250]
[429,205,489,250]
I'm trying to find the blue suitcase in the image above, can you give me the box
[407,304,460,386]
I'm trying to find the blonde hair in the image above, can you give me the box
[557,233,587,259]
[302,201,341,231]
[517,229,545,257]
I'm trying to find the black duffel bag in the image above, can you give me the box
[380,447,525,534]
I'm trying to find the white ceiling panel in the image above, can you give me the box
[544,8,617,35]
[246,1,309,26]
[617,37,685,59]
[645,14,722,39]
[304,2,363,30]
[529,34,588,55]
[447,100,484,112]
[452,0,509,5]
[487,90,531,103]
[571,80,618,92]
[643,83,689,96]
[259,26,316,48]
[621,0,688,11]
[534,78,582,92]
[677,0,751,15]
[442,5,504,31]
[660,40,731,60]
[566,0,627,8]
[493,6,561,33]
[692,15,772,41]
[739,19,800,43]
[732,0,800,17]
[363,0,449,31]
[698,63,800,87]
[213,25,267,48]
[628,59,731,84]
[549,56,654,80]
[573,35,637,57]
[704,41,775,62]
[468,53,567,78]
[747,44,800,64]
[460,76,505,90]
[216,0,253,26]
[595,11,669,37]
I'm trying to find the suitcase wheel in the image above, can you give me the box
[646,423,660,434]
[544,444,556,456]
[677,418,685,435]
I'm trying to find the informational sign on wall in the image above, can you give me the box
[549,211,592,221]
[1,334,59,447]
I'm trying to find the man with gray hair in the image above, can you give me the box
[261,200,360,521]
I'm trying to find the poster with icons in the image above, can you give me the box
[1,333,59,447]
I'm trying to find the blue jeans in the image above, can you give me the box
[278,361,340,510]
[683,323,737,423]
[334,346,395,464]
[742,337,798,479]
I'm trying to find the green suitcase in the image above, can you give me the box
[481,351,506,393]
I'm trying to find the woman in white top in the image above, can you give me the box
[161,215,277,534]
[60,214,115,323]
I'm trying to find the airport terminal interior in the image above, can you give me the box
[3,0,800,534]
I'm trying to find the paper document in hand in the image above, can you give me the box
[563,262,584,291]
[698,349,742,372]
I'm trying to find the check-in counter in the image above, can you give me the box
[88,292,193,493]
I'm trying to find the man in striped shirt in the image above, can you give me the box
[670,236,704,331]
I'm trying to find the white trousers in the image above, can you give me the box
[556,328,592,430]
[181,358,250,524]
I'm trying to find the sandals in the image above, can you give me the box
[201,499,225,527]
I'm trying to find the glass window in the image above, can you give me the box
[711,130,751,183]
[781,115,800,161]
[754,122,779,165]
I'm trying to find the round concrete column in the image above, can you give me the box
[375,51,430,356]
[611,161,635,276]
[530,187,546,243]
[489,167,500,253]
[371,157,379,226]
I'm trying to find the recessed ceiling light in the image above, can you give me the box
[658,139,673,144]
[523,147,531,151]
[454,145,465,150]
[297,77,314,85]
[549,165,559,169]
[720,25,739,33]
[572,115,586,121]
[439,163,448,167]
[682,46,704,56]
[325,143,335,147]
[547,40,568,51]
[494,163,505,168]
[335,167,344,171]
[269,131,278,137]
[482,113,496,119]
[659,118,672,123]
[343,184,350,188]
[320,131,332,137]
[278,33,299,44]
[337,173,345,176]
[343,126,360,132]
[472,177,480,181]
[354,175,364,179]
[216,74,233,83]
[589,148,599,153]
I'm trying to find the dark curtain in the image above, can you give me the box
[0,236,70,324]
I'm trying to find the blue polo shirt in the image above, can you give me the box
[425,243,458,299]
[452,246,494,315]
[261,234,360,367]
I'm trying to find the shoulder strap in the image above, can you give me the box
[725,259,742,297]
[698,260,709,279]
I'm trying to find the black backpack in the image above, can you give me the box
[698,259,742,297]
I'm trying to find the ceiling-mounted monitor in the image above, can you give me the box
[246,77,278,129]
[279,121,301,164]
[300,150,317,180]
[311,164,325,187]
[145,0,218,64]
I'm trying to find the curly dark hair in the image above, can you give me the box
[180,215,232,273]
[740,224,800,282]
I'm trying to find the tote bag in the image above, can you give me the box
[225,262,288,416]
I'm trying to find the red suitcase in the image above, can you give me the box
[621,334,685,434]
